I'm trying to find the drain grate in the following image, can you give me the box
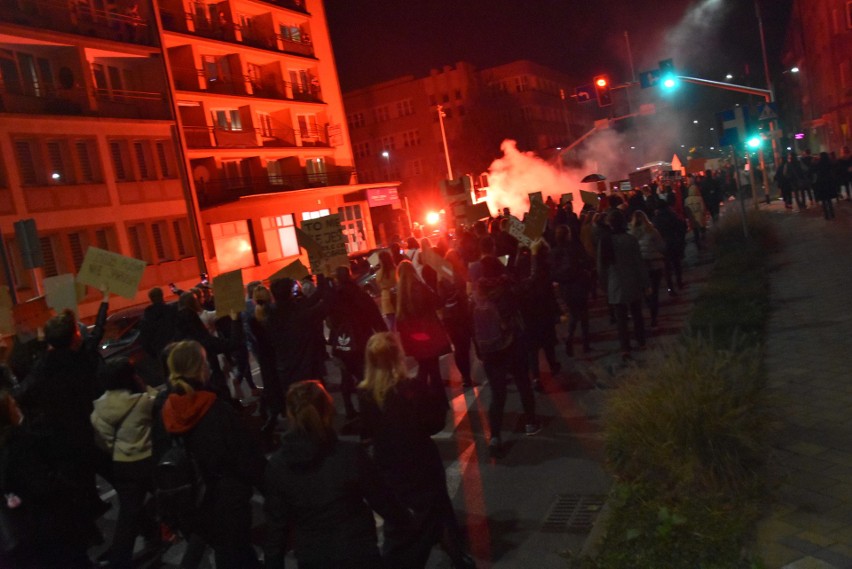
[542,494,606,533]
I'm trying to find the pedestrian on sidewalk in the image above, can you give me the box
[814,151,837,220]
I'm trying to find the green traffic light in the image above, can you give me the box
[747,136,761,149]
[661,74,678,89]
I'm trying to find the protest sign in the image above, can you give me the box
[506,217,533,248]
[523,200,550,240]
[268,259,310,283]
[0,286,12,335]
[560,193,573,205]
[528,191,544,205]
[300,214,347,274]
[465,202,491,222]
[580,190,599,207]
[12,296,50,340]
[77,247,146,299]
[212,269,244,319]
[422,248,454,282]
[44,274,78,315]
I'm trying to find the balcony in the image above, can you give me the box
[0,0,155,46]
[0,80,170,120]
[159,11,314,59]
[196,169,355,208]
[171,67,322,103]
[253,0,309,15]
[183,125,329,149]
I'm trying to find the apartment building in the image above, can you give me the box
[780,0,851,151]
[343,60,591,223]
[0,0,201,317]
[0,0,385,315]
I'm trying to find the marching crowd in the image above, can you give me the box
[6,157,846,568]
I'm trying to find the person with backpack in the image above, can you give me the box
[472,256,540,457]
[155,340,266,568]
[264,379,409,569]
[91,358,159,569]
[327,266,388,421]
[439,249,474,388]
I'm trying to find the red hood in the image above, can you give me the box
[162,391,217,434]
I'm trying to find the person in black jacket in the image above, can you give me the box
[139,287,178,361]
[652,200,687,293]
[265,380,407,569]
[327,266,387,420]
[359,333,475,569]
[156,340,266,569]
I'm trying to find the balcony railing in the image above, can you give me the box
[159,10,314,58]
[196,169,355,208]
[0,80,170,120]
[183,125,329,149]
[253,0,309,15]
[0,0,155,46]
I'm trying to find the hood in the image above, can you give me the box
[93,390,144,426]
[277,430,330,468]
[162,391,217,434]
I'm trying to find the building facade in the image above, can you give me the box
[780,0,851,152]
[0,0,381,317]
[343,60,592,223]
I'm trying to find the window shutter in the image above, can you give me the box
[14,141,37,185]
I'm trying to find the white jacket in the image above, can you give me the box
[91,388,157,462]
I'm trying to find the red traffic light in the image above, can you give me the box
[595,77,608,88]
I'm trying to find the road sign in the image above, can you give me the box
[755,102,779,122]
[639,69,661,89]
[575,84,596,102]
[716,107,750,147]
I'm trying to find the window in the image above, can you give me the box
[261,214,299,261]
[109,140,128,181]
[374,106,389,122]
[409,159,423,177]
[75,140,98,183]
[402,130,420,148]
[213,109,242,131]
[279,24,301,42]
[301,209,329,221]
[39,235,59,277]
[67,231,87,271]
[267,160,283,186]
[151,221,172,262]
[14,140,38,185]
[172,219,191,258]
[155,141,171,178]
[354,141,371,159]
[515,76,529,92]
[257,113,273,137]
[133,141,152,180]
[380,136,395,151]
[202,55,231,85]
[127,223,150,263]
[94,227,115,252]
[46,141,67,184]
[396,99,413,117]
[338,205,367,253]
[305,157,327,185]
[210,220,254,272]
[297,114,319,139]
[347,112,365,129]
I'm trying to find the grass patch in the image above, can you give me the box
[574,209,777,569]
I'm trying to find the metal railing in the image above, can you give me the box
[196,169,354,208]
[0,80,170,119]
[182,125,328,149]
[0,0,155,45]
[170,67,322,103]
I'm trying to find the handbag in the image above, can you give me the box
[397,314,452,360]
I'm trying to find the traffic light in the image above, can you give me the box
[658,58,678,90]
[593,75,612,107]
[747,135,762,149]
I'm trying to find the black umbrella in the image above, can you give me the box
[581,173,607,183]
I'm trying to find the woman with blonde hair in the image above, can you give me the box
[155,340,265,568]
[264,380,405,569]
[395,260,451,403]
[359,333,474,569]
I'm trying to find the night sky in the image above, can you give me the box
[325,0,793,94]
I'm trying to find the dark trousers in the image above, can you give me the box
[645,268,662,326]
[416,356,447,407]
[109,458,156,569]
[792,185,807,210]
[446,325,473,384]
[565,298,591,350]
[820,197,836,220]
[526,338,557,378]
[482,342,535,438]
[614,301,645,352]
[663,249,683,290]
[337,351,365,416]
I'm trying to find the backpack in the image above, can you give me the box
[154,437,206,522]
[471,295,514,356]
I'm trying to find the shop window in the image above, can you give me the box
[338,205,367,253]
[210,220,254,272]
[261,214,299,261]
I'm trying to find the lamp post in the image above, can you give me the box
[436,104,453,179]
[381,150,391,180]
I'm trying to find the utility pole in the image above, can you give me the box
[436,104,453,179]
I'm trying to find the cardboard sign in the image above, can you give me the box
[560,193,573,204]
[465,202,492,222]
[523,200,550,240]
[44,274,79,316]
[421,247,454,282]
[212,269,244,319]
[528,191,544,205]
[77,247,146,299]
[506,217,533,248]
[300,214,347,275]
[0,286,12,336]
[268,259,310,283]
[12,296,50,339]
[580,190,599,207]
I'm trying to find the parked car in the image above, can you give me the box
[91,304,165,386]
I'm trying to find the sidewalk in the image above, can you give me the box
[754,197,852,568]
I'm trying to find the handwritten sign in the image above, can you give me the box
[506,217,533,248]
[560,193,573,204]
[528,191,543,205]
[421,248,454,282]
[523,200,550,240]
[465,202,491,223]
[268,259,309,283]
[580,190,599,207]
[300,214,347,275]
[44,274,79,316]
[77,247,146,299]
[212,269,244,319]
[12,296,50,340]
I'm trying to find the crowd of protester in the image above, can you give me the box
[6,161,836,568]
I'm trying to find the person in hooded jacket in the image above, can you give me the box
[264,380,408,569]
[519,241,560,390]
[91,358,159,569]
[156,340,266,568]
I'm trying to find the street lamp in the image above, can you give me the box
[436,104,453,179]
[381,150,390,180]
